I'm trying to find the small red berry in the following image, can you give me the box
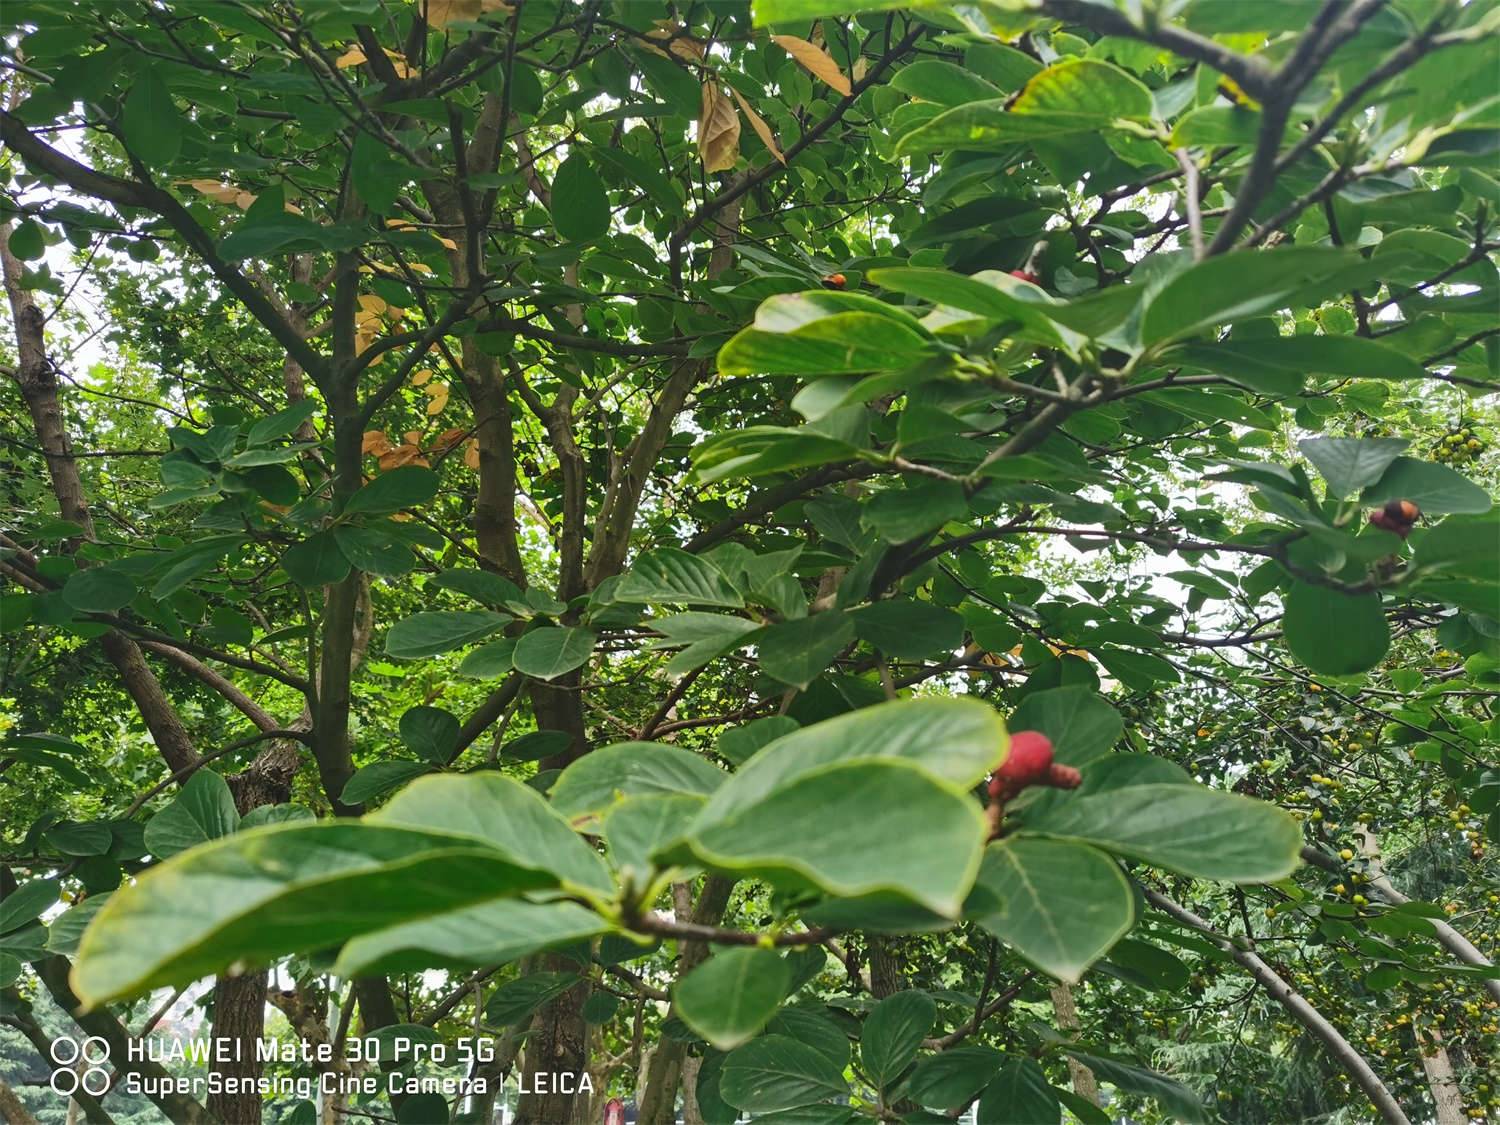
[1385,498,1420,524]
[821,272,847,290]
[1009,269,1041,285]
[989,730,1055,798]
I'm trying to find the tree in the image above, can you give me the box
[1,0,1497,1122]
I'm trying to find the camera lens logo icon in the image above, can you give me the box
[50,1036,112,1098]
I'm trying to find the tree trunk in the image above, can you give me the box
[1415,1022,1466,1125]
[1050,982,1100,1105]
[516,956,591,1123]
[0,1077,41,1125]
[207,972,267,1125]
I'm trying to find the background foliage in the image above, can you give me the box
[1,0,1498,1123]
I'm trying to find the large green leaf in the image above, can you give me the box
[0,878,59,934]
[143,770,240,859]
[897,60,1154,154]
[334,899,610,977]
[676,948,793,1050]
[1361,457,1493,515]
[719,1035,848,1113]
[719,293,936,376]
[1174,337,1425,395]
[344,467,440,516]
[1141,248,1358,344]
[1019,784,1302,882]
[72,824,562,1005]
[615,549,745,607]
[551,153,610,242]
[1298,437,1410,498]
[122,69,183,166]
[860,990,935,1089]
[869,267,1070,345]
[603,794,706,880]
[1415,513,1500,578]
[908,1046,1003,1110]
[340,760,432,805]
[696,697,1006,824]
[1006,687,1122,768]
[371,773,613,896]
[976,1056,1062,1125]
[1283,582,1390,675]
[62,567,137,613]
[678,760,985,916]
[756,611,856,690]
[282,531,352,587]
[851,598,964,659]
[966,839,1134,983]
[551,742,726,821]
[385,611,509,659]
[512,626,597,680]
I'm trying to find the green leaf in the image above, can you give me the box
[385,610,509,659]
[239,804,316,830]
[1141,248,1358,344]
[890,60,1002,107]
[373,773,613,896]
[897,59,1154,155]
[345,466,439,516]
[717,716,800,766]
[335,899,608,977]
[966,839,1134,982]
[246,400,318,445]
[512,626,597,680]
[977,1056,1061,1125]
[8,220,45,260]
[282,531,352,587]
[458,638,517,678]
[1175,337,1425,396]
[122,69,183,166]
[603,794,705,879]
[908,1046,1003,1110]
[351,130,407,213]
[144,770,240,859]
[615,549,745,607]
[0,878,59,934]
[551,154,609,242]
[72,823,565,1005]
[432,568,523,607]
[485,972,582,1025]
[340,760,431,805]
[1284,582,1390,675]
[1007,687,1122,768]
[679,759,986,916]
[399,705,460,764]
[1361,457,1493,515]
[1066,1051,1207,1124]
[861,990,936,1089]
[1020,783,1302,883]
[1415,513,1500,578]
[720,1035,848,1113]
[1298,437,1410,498]
[44,894,109,958]
[676,948,793,1050]
[333,525,416,577]
[62,567,137,613]
[1102,938,1191,991]
[864,480,969,542]
[719,293,936,376]
[551,741,726,820]
[869,267,1068,346]
[851,599,963,659]
[500,730,574,762]
[700,697,1005,818]
[757,611,856,689]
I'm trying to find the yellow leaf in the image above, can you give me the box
[728,86,785,166]
[358,293,388,315]
[648,22,706,61]
[464,439,481,469]
[426,388,450,415]
[380,445,428,470]
[362,430,393,456]
[335,47,366,69]
[434,235,459,250]
[233,191,257,210]
[385,218,416,229]
[433,427,468,452]
[412,368,434,386]
[771,35,851,97]
[421,380,446,397]
[697,84,741,174]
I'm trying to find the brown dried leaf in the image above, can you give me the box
[379,444,427,470]
[728,86,785,166]
[432,427,468,453]
[771,35,852,97]
[464,439,481,469]
[334,47,366,69]
[411,368,434,386]
[362,430,394,456]
[697,84,741,174]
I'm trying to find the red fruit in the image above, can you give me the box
[1009,269,1040,285]
[821,272,847,290]
[1048,763,1082,790]
[1384,498,1420,524]
[989,730,1055,798]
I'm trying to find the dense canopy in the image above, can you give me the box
[0,1,1498,1123]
